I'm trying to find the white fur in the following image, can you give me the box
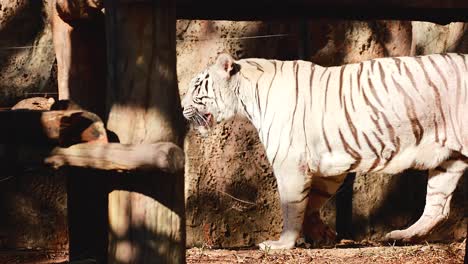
[182,53,468,249]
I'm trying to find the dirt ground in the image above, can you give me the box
[187,241,466,264]
[0,240,465,263]
[0,250,68,264]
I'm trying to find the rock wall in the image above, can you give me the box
[0,0,56,107]
[178,20,468,248]
[0,167,68,250]
[0,0,66,251]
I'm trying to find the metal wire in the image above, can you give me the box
[0,26,463,50]
[0,45,54,50]
[0,34,293,51]
[178,33,294,42]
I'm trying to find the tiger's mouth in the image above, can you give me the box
[190,112,214,137]
[197,113,213,128]
[183,106,214,129]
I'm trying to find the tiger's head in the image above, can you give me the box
[182,53,241,137]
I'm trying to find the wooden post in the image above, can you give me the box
[465,222,467,264]
[104,0,186,263]
[465,178,467,264]
[51,0,107,118]
[50,1,108,262]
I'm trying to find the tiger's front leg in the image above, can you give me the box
[258,163,312,250]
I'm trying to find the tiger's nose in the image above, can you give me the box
[182,105,196,119]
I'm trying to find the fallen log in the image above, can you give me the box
[11,97,56,111]
[0,107,182,173]
[0,110,108,146]
[44,142,185,173]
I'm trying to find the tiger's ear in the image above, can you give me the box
[214,53,239,78]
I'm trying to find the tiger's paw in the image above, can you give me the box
[384,229,426,243]
[258,239,295,250]
[384,216,438,243]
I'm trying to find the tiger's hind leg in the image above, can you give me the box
[302,173,347,247]
[385,156,467,242]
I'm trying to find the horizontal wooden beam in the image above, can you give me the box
[45,142,185,173]
[109,0,468,23]
[0,141,184,173]
[176,1,468,23]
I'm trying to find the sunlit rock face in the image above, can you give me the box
[0,0,56,108]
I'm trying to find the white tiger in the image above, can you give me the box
[181,52,468,250]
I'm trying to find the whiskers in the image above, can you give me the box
[183,106,210,127]
[192,111,210,127]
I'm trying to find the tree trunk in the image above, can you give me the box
[104,0,186,263]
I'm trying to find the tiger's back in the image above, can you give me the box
[237,54,467,176]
